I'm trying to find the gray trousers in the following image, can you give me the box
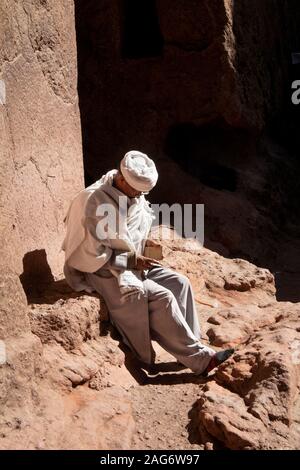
[84,266,215,374]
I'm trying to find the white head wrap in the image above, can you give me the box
[120,150,158,192]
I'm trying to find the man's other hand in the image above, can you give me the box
[135,255,163,270]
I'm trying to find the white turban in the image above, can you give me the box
[120,150,158,192]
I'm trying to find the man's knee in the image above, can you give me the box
[173,271,191,290]
[153,287,176,310]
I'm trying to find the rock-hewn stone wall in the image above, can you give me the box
[1,0,300,450]
[0,0,83,440]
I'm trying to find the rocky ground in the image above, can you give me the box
[1,230,299,450]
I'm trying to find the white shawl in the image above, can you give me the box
[61,169,155,300]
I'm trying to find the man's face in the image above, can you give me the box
[114,172,149,198]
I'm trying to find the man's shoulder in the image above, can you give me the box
[84,186,115,215]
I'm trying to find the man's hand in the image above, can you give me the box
[135,255,163,271]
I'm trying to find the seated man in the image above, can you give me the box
[61,150,233,375]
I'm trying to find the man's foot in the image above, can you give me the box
[200,348,235,377]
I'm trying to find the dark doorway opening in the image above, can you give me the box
[121,0,164,59]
